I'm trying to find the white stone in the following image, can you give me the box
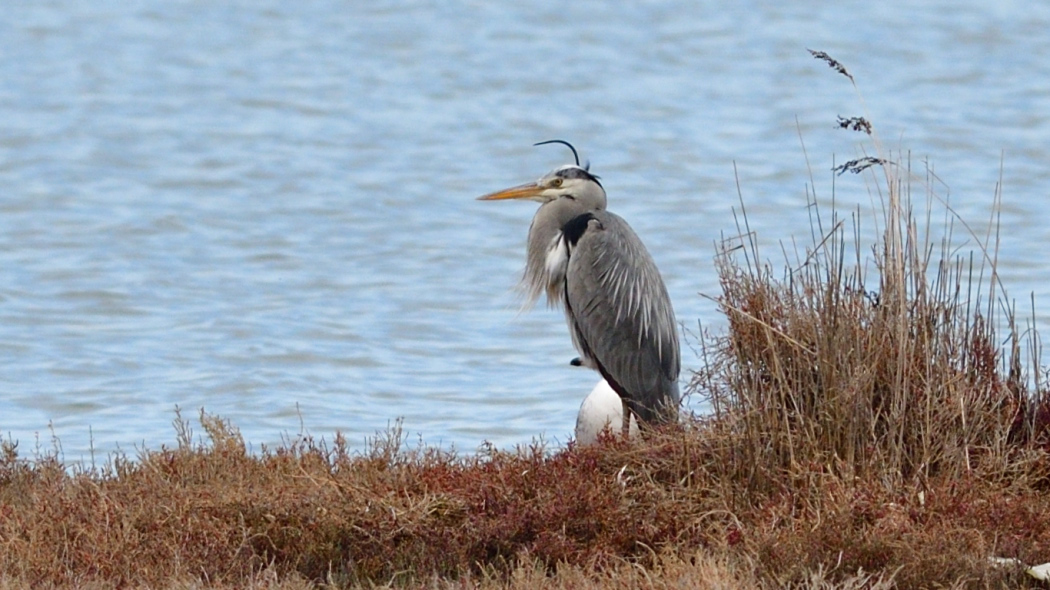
[574,379,639,445]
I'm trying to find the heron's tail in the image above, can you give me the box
[626,380,679,426]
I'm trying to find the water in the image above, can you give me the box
[2,1,1050,460]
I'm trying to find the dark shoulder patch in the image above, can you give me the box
[562,212,599,246]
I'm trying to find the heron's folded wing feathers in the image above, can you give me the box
[564,211,679,423]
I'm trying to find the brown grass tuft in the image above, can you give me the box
[695,51,1048,493]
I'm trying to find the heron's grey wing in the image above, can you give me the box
[564,211,680,424]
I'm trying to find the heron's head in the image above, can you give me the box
[477,164,606,210]
[478,140,607,211]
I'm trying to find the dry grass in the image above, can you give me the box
[702,163,1037,487]
[3,408,1049,588]
[4,51,1050,588]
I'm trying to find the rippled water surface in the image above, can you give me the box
[3,1,1050,459]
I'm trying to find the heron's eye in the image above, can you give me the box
[550,178,563,188]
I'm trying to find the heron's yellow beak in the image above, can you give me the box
[476,182,544,201]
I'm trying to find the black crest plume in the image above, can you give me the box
[534,139,580,166]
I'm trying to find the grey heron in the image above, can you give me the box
[478,141,680,435]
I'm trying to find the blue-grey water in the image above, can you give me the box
[3,1,1050,461]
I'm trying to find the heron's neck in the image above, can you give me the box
[521,198,599,309]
